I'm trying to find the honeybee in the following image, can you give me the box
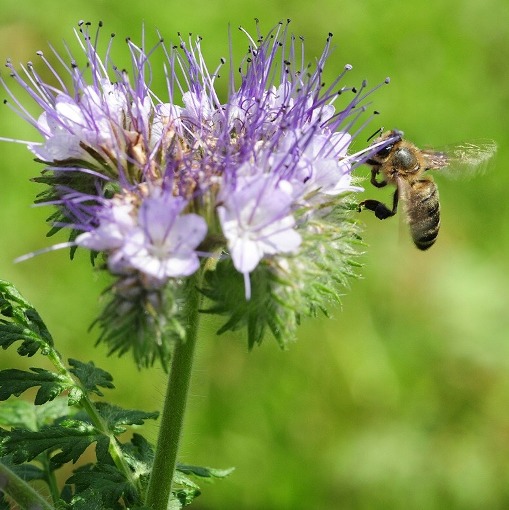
[358,129,497,250]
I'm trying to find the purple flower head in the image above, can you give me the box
[2,20,397,362]
[2,20,392,291]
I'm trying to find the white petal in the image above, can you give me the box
[230,237,264,273]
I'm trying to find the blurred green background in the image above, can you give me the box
[1,0,508,508]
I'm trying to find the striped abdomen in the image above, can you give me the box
[405,179,440,250]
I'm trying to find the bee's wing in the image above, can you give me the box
[421,139,498,179]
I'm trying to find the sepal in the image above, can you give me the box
[93,275,191,370]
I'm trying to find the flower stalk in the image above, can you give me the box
[145,268,203,509]
[0,461,54,510]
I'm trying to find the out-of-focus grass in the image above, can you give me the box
[1,0,508,508]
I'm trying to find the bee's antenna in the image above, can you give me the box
[367,127,383,142]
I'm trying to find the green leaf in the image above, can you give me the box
[170,464,234,507]
[166,499,183,510]
[118,433,153,489]
[125,433,153,462]
[0,398,71,432]
[68,359,115,397]
[0,281,53,356]
[0,324,43,358]
[94,403,159,435]
[66,464,138,509]
[117,433,153,490]
[2,421,107,468]
[171,470,201,507]
[66,489,106,510]
[177,464,235,480]
[0,368,71,404]
[0,397,75,438]
[0,400,38,430]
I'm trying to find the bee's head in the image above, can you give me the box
[370,129,404,161]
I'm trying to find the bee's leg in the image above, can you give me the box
[371,168,388,188]
[358,199,394,219]
[358,190,398,220]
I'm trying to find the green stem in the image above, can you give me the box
[145,271,203,509]
[0,461,54,510]
[46,346,141,494]
[80,397,141,493]
[40,455,59,505]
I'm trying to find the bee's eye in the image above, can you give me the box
[376,144,393,158]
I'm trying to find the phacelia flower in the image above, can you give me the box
[1,20,397,366]
[217,173,301,296]
[76,191,207,283]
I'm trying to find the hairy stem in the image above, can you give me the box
[40,455,59,505]
[0,461,54,510]
[145,270,203,509]
[80,397,142,493]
